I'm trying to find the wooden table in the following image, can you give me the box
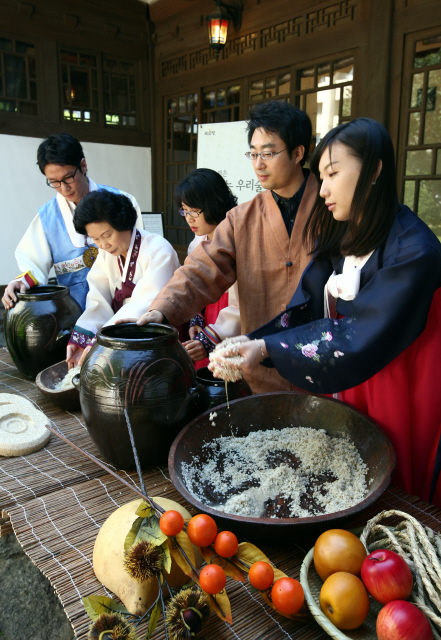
[1,348,441,640]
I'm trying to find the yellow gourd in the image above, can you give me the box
[93,497,201,615]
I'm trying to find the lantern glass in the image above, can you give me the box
[208,17,230,45]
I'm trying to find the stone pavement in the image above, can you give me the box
[0,534,74,640]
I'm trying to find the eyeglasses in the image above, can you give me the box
[179,208,203,218]
[244,149,287,161]
[46,165,81,188]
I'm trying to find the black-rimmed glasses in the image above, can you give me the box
[46,165,81,188]
[244,149,287,161]
[179,208,203,218]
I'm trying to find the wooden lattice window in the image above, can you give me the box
[247,71,291,108]
[402,35,441,238]
[0,36,37,116]
[295,56,354,155]
[61,49,99,124]
[164,92,198,249]
[103,58,137,127]
[202,83,241,123]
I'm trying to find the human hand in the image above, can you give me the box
[115,310,164,326]
[2,280,26,310]
[78,345,92,366]
[183,339,207,361]
[209,336,267,380]
[66,344,84,369]
[189,325,203,339]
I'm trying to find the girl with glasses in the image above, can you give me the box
[175,168,240,369]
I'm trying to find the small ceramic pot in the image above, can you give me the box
[4,285,82,380]
[35,361,81,411]
[196,367,252,412]
[75,323,204,469]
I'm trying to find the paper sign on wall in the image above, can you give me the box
[141,213,164,236]
[197,121,261,205]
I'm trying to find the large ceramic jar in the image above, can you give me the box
[76,323,203,470]
[196,367,252,413]
[5,285,82,380]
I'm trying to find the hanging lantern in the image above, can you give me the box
[206,0,242,60]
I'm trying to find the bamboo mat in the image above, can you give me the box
[0,348,133,516]
[8,461,441,640]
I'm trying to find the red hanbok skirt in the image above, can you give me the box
[340,288,441,507]
[195,291,230,370]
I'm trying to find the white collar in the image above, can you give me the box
[55,178,97,247]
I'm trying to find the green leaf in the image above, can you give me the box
[135,501,154,518]
[136,515,167,547]
[82,595,130,621]
[124,516,143,553]
[162,541,172,574]
[145,598,161,640]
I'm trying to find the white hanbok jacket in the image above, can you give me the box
[69,228,180,347]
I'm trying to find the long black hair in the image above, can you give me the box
[73,190,137,235]
[174,168,237,225]
[303,118,399,259]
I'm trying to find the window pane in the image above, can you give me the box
[406,149,433,175]
[203,90,215,108]
[80,54,96,67]
[70,69,89,106]
[407,112,420,146]
[342,85,352,117]
[30,81,37,101]
[217,88,226,107]
[266,76,276,99]
[110,76,129,112]
[410,72,424,107]
[318,63,330,87]
[418,179,441,239]
[28,57,36,79]
[179,96,186,113]
[403,180,415,208]
[187,93,197,111]
[0,38,13,52]
[306,88,340,144]
[167,164,176,181]
[16,41,34,56]
[103,59,117,72]
[414,36,441,69]
[278,72,290,95]
[121,62,135,74]
[333,58,354,84]
[437,149,441,175]
[423,70,441,144]
[60,51,77,64]
[0,99,16,111]
[298,67,314,91]
[227,85,240,104]
[249,79,264,102]
[168,98,177,116]
[5,54,27,99]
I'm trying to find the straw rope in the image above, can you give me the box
[361,509,441,638]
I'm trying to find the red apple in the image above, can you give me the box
[361,549,412,604]
[376,600,433,640]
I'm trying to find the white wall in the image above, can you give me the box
[0,134,152,284]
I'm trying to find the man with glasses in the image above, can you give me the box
[2,133,142,311]
[120,100,317,393]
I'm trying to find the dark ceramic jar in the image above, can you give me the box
[196,367,252,412]
[76,323,203,469]
[4,285,82,380]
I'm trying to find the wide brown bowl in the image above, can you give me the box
[35,361,81,411]
[169,392,396,540]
